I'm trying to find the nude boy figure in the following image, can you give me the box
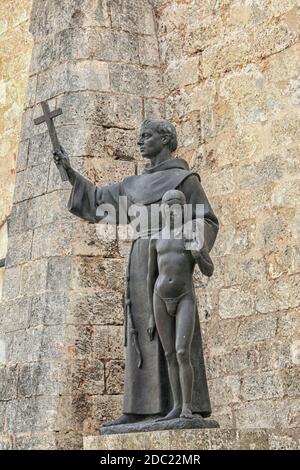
[147,189,204,420]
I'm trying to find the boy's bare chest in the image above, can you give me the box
[156,238,185,255]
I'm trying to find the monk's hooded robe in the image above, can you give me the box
[68,157,219,417]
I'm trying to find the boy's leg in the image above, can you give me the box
[153,293,181,420]
[175,293,196,418]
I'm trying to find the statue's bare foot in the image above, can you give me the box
[180,406,193,419]
[156,406,181,422]
[102,414,140,427]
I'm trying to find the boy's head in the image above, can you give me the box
[162,190,186,206]
[161,190,186,229]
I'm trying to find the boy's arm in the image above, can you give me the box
[147,239,158,341]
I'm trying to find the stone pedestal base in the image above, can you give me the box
[84,429,299,450]
[101,415,219,435]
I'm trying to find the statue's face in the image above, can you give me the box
[162,201,184,229]
[138,124,166,159]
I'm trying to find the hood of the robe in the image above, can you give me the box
[122,158,200,204]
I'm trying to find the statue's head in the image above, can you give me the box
[161,189,186,228]
[138,119,177,159]
[162,189,186,206]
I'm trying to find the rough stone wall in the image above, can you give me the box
[0,0,164,450]
[0,0,33,297]
[152,0,300,437]
[1,0,299,451]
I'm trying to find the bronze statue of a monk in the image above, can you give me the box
[53,119,219,427]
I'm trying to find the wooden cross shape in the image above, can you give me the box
[34,100,68,181]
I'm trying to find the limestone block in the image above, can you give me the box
[252,20,297,60]
[239,157,284,190]
[23,75,37,109]
[219,287,255,319]
[105,360,125,394]
[237,314,277,344]
[238,430,269,450]
[272,179,300,208]
[30,35,55,75]
[256,340,295,371]
[144,99,165,120]
[30,0,110,38]
[225,256,266,286]
[71,257,125,292]
[202,32,251,78]
[164,56,199,92]
[13,433,57,450]
[93,325,124,361]
[110,0,155,35]
[65,324,93,360]
[13,164,49,203]
[2,265,21,300]
[194,286,218,322]
[30,292,69,327]
[235,400,289,429]
[36,61,110,103]
[62,360,105,396]
[138,34,160,67]
[186,15,222,54]
[281,368,300,398]
[33,27,141,70]
[266,43,300,83]
[16,139,29,172]
[256,276,300,313]
[46,256,72,292]
[269,433,299,450]
[5,230,33,267]
[10,325,64,363]
[221,345,258,376]
[9,190,71,234]
[202,318,239,352]
[1,297,31,333]
[31,221,74,260]
[109,64,163,98]
[20,259,48,296]
[256,213,291,251]
[0,365,18,400]
[6,396,58,433]
[270,0,300,17]
[0,402,7,431]
[202,168,235,196]
[0,437,12,450]
[241,371,284,401]
[271,117,300,150]
[208,376,240,407]
[277,310,300,337]
[55,92,143,130]
[212,224,254,257]
[66,290,124,326]
[105,128,139,160]
[291,340,300,365]
[28,131,53,167]
[91,395,123,425]
[18,362,63,397]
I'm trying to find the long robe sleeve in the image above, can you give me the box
[179,174,219,277]
[67,170,124,224]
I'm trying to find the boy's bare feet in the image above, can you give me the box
[156,406,181,421]
[180,405,193,419]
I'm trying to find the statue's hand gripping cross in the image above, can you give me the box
[34,100,68,181]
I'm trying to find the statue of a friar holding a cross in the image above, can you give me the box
[34,99,219,434]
